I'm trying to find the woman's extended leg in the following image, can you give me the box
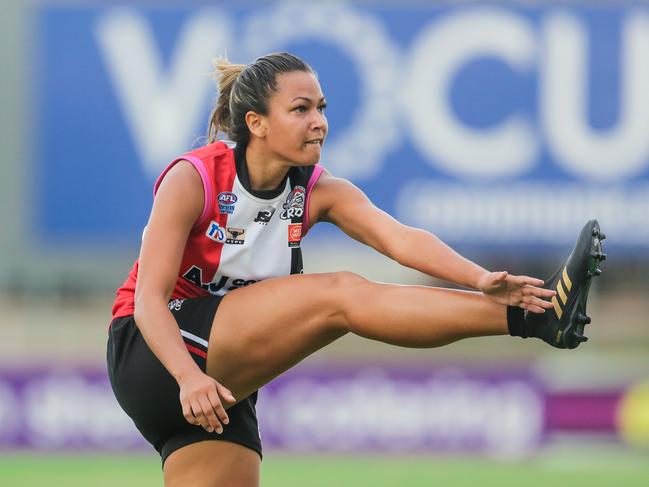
[169,272,491,486]
[163,221,605,486]
[206,272,508,401]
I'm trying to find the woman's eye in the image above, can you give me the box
[318,104,327,113]
[293,106,306,113]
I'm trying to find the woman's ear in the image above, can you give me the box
[245,111,266,138]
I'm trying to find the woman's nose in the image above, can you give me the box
[311,112,327,132]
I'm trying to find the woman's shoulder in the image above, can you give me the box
[184,140,234,161]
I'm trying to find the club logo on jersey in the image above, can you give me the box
[225,227,246,245]
[288,223,302,248]
[205,221,226,243]
[280,186,305,220]
[218,192,238,214]
[167,298,185,311]
[254,206,276,225]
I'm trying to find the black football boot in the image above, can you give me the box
[520,220,606,349]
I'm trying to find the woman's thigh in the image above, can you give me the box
[206,272,359,400]
[163,440,260,487]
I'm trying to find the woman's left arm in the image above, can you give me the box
[309,171,555,312]
[310,171,486,288]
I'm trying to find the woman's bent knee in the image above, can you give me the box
[319,271,368,331]
[318,271,367,293]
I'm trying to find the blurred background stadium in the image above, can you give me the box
[1,0,648,485]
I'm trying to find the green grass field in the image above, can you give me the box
[1,449,648,487]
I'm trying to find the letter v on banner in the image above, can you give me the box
[94,8,233,180]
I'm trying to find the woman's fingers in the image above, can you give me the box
[514,275,545,287]
[178,373,234,432]
[505,285,556,312]
[527,295,554,310]
[185,387,232,432]
[493,271,508,283]
[484,273,557,311]
[523,285,556,299]
[190,401,211,431]
[198,395,223,433]
[525,304,547,314]
[182,402,198,426]
[517,295,549,314]
[216,383,236,404]
[207,388,230,426]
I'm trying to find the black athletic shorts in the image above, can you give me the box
[106,295,262,465]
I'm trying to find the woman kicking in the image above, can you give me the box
[107,52,605,487]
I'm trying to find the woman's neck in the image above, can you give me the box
[244,143,290,191]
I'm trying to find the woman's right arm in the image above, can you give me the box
[133,160,234,433]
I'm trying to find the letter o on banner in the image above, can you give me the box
[242,2,401,180]
[402,8,538,179]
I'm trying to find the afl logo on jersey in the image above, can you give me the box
[280,186,305,220]
[218,192,238,214]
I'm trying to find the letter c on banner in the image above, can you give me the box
[242,2,400,180]
[402,8,538,179]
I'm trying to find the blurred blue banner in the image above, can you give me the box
[35,2,649,251]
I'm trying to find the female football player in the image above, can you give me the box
[107,52,604,487]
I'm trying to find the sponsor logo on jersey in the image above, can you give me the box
[280,186,305,220]
[288,223,302,248]
[218,192,238,214]
[254,206,276,225]
[183,265,258,295]
[225,227,246,245]
[205,220,226,243]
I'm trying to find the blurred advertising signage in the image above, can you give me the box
[0,368,546,455]
[2,367,642,454]
[0,370,147,450]
[36,2,649,249]
[258,368,545,457]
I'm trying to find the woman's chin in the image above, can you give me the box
[283,145,322,166]
[303,144,322,164]
[289,154,319,166]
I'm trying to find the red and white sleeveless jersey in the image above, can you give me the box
[112,141,323,319]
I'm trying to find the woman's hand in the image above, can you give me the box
[177,369,236,433]
[478,271,557,314]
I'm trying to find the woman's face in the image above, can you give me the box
[261,71,328,166]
